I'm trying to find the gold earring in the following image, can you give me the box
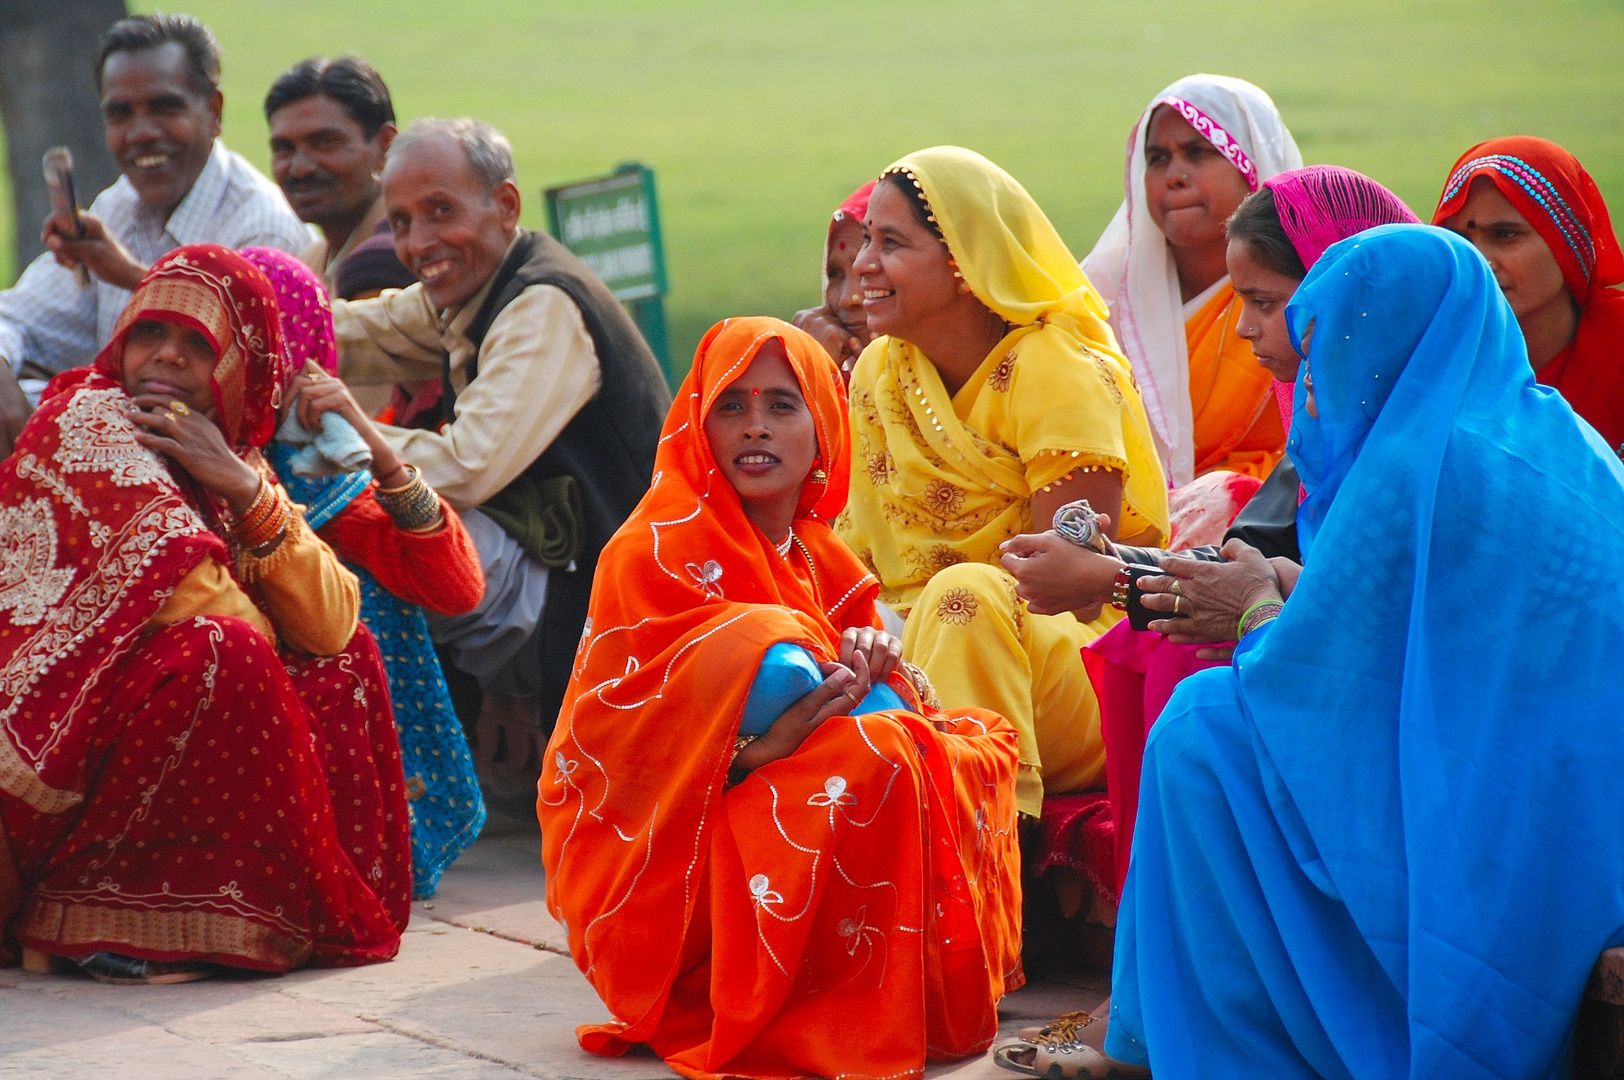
[811,467,828,483]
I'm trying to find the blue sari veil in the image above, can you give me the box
[1109,225,1624,1076]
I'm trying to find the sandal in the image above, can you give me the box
[991,1010,1149,1080]
[76,951,212,985]
[992,1037,1147,1078]
[1016,1008,1101,1043]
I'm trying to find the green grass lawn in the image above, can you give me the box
[31,1,1624,372]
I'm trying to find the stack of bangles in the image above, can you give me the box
[375,464,443,532]
[1237,599,1285,639]
[231,480,290,554]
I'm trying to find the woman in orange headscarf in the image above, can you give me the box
[539,317,1022,1080]
[1434,136,1624,455]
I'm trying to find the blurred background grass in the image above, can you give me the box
[5,0,1621,374]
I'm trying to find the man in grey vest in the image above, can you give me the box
[313,118,670,811]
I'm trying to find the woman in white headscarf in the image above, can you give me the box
[1084,74,1302,490]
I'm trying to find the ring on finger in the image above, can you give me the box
[168,400,190,417]
[1173,594,1184,615]
[1169,579,1182,596]
[306,371,326,382]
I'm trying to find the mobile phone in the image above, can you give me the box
[43,147,91,288]
[1122,563,1165,632]
[42,147,82,236]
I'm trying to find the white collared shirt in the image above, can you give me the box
[0,138,314,385]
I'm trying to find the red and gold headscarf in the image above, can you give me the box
[93,244,289,452]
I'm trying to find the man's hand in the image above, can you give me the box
[1000,528,1123,620]
[43,211,145,291]
[0,363,33,459]
[1138,539,1285,645]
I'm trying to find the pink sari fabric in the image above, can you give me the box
[1084,622,1224,894]
[240,247,339,377]
[1073,167,1421,899]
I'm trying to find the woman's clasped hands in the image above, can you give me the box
[730,628,902,781]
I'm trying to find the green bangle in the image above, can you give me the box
[1236,599,1285,640]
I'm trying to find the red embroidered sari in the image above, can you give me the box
[540,317,1023,1080]
[0,245,407,971]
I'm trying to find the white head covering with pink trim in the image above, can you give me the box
[1082,74,1301,485]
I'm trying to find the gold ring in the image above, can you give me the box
[1173,595,1184,615]
[168,400,190,417]
[1169,580,1182,596]
[306,371,326,381]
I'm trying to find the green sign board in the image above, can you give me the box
[545,164,672,381]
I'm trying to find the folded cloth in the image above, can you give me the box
[275,408,373,477]
[477,472,585,570]
[739,641,910,736]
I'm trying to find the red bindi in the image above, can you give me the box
[750,387,761,396]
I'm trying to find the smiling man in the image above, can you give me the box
[265,55,412,297]
[332,118,668,790]
[0,13,310,447]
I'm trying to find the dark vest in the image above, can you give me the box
[450,230,671,715]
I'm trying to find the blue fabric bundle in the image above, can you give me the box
[268,444,486,899]
[275,409,373,478]
[1108,226,1624,1076]
[739,642,909,736]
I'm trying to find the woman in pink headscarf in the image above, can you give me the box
[991,165,1418,1078]
[792,181,876,381]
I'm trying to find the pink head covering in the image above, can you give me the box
[239,247,339,388]
[1263,165,1421,271]
[1256,166,1421,437]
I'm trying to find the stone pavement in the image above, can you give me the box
[0,821,1107,1080]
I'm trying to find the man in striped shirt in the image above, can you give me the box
[0,13,310,451]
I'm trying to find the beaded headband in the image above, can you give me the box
[1157,97,1258,192]
[1440,153,1597,287]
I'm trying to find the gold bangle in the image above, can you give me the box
[726,734,762,786]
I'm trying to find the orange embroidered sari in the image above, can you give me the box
[539,317,1022,1080]
[1187,283,1284,478]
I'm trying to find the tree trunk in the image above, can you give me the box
[0,0,127,282]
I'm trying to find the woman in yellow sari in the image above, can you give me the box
[838,147,1168,817]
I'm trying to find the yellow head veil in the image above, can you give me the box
[892,146,1117,338]
[839,147,1168,610]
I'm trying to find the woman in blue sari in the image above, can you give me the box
[1107,225,1624,1077]
[244,247,488,900]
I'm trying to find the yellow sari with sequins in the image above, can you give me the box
[836,147,1169,814]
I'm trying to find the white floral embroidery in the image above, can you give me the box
[0,498,75,625]
[53,388,174,489]
[685,559,724,597]
[749,873,783,909]
[836,904,880,957]
[808,775,857,828]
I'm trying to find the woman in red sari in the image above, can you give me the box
[1434,135,1624,455]
[1,245,408,984]
[539,316,1022,1080]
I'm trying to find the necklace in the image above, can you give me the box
[775,528,795,557]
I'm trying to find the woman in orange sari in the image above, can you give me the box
[1,245,407,983]
[539,317,1022,1080]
